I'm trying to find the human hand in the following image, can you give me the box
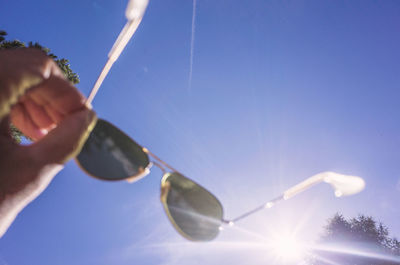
[0,48,97,237]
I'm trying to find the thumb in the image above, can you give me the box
[29,108,97,165]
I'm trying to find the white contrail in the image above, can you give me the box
[188,0,197,92]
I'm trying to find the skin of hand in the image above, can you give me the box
[0,48,98,237]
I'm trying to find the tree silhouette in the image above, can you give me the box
[309,213,400,265]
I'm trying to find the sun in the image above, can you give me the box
[271,233,306,263]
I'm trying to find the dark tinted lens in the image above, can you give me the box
[162,172,223,241]
[77,119,150,181]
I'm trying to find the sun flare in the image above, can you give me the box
[272,234,305,262]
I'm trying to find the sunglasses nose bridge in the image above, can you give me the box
[151,160,167,175]
[142,147,179,173]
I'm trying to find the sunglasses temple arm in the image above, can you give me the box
[86,16,144,106]
[86,57,114,107]
[227,175,324,224]
[227,195,284,224]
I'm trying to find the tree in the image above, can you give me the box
[0,30,7,42]
[0,30,80,143]
[309,213,400,265]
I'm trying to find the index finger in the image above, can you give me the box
[0,48,66,121]
[27,75,86,116]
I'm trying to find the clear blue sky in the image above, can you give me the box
[1,0,400,264]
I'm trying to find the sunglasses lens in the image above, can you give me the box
[77,119,150,181]
[161,172,223,241]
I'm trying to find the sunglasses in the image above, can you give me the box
[76,0,365,242]
[76,118,223,241]
[76,118,366,241]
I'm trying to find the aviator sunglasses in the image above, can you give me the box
[76,0,366,241]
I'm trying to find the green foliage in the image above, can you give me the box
[309,213,400,265]
[0,30,5,42]
[26,41,80,84]
[9,124,24,144]
[0,32,80,84]
[0,30,80,142]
